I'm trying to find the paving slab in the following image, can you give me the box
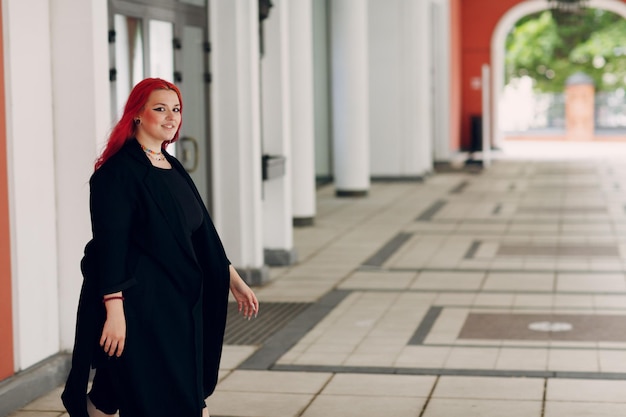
[11,144,626,417]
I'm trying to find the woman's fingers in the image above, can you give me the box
[116,338,125,357]
[251,295,259,316]
[108,339,124,357]
[100,325,126,356]
[100,335,124,356]
[242,298,259,320]
[239,300,250,319]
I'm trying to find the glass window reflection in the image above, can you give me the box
[149,20,174,82]
[114,14,144,119]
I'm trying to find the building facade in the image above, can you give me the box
[2,0,624,412]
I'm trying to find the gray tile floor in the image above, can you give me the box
[10,141,626,417]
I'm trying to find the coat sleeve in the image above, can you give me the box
[89,167,137,296]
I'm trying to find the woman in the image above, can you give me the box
[62,78,259,417]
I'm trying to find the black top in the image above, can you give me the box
[153,166,203,233]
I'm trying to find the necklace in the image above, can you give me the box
[141,144,165,161]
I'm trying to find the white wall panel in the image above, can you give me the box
[289,0,317,219]
[367,0,433,177]
[403,0,433,175]
[209,0,265,274]
[261,0,294,252]
[368,0,402,176]
[50,0,110,352]
[4,0,59,369]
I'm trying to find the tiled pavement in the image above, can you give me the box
[10,140,626,417]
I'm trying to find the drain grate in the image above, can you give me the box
[223,302,310,345]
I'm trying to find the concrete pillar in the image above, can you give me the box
[565,72,595,141]
[331,0,370,196]
[209,0,268,284]
[430,0,452,163]
[51,0,110,352]
[402,0,433,175]
[368,0,431,179]
[289,0,317,225]
[260,0,297,266]
[4,0,60,369]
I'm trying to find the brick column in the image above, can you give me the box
[565,72,595,141]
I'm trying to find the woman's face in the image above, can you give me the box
[136,89,181,144]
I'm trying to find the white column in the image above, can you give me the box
[331,0,369,196]
[400,0,433,175]
[481,64,492,167]
[417,0,434,173]
[289,0,316,225]
[368,0,402,178]
[50,0,110,352]
[209,0,267,284]
[431,0,452,163]
[260,0,296,265]
[4,0,59,369]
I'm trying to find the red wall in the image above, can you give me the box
[0,2,14,380]
[457,0,626,150]
[459,0,526,150]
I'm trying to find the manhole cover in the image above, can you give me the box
[528,321,573,332]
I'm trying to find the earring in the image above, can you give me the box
[134,119,141,126]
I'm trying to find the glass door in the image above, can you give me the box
[108,0,212,207]
[177,23,210,207]
[111,14,144,119]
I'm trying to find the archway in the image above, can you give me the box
[491,0,626,150]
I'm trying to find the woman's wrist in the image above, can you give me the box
[103,292,124,312]
[103,295,125,303]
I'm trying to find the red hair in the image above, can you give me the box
[95,78,183,170]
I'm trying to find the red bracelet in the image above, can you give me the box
[102,296,125,303]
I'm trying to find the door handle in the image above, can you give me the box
[179,136,199,173]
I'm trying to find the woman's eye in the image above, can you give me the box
[152,107,180,112]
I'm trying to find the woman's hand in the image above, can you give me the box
[229,265,259,320]
[100,292,126,357]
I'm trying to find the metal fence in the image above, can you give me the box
[596,91,626,128]
[502,90,626,131]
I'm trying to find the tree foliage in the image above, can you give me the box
[505,8,626,92]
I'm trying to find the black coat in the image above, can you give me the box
[62,139,231,417]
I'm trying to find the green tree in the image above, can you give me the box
[506,8,626,92]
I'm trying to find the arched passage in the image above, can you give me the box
[491,0,626,148]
